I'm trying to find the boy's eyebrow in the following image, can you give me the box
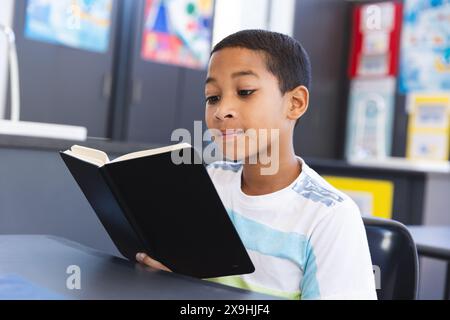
[205,70,259,84]
[231,70,260,79]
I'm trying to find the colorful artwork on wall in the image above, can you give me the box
[399,0,450,93]
[141,0,214,69]
[24,0,113,53]
[406,93,450,161]
[345,77,396,160]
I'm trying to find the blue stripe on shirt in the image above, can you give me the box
[227,209,321,299]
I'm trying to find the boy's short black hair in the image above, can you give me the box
[211,29,312,95]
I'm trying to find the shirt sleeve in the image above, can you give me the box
[300,200,377,300]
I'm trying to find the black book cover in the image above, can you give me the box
[60,147,255,279]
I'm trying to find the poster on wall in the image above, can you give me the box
[348,2,403,78]
[24,0,113,53]
[141,0,214,69]
[345,77,396,160]
[324,176,394,219]
[399,0,450,93]
[406,94,450,161]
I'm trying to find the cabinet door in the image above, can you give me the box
[10,0,119,138]
[126,0,214,145]
[175,69,208,140]
[125,0,180,144]
[293,0,351,158]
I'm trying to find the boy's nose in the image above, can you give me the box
[214,105,236,121]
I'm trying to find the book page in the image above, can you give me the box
[63,150,104,167]
[111,143,192,163]
[64,145,110,167]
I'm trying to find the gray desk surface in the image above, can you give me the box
[0,235,278,300]
[407,226,450,260]
[408,226,450,300]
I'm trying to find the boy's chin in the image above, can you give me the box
[223,154,245,162]
[220,148,258,163]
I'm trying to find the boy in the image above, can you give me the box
[136,30,377,300]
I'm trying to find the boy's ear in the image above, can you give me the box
[287,85,309,121]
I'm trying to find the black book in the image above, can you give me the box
[60,143,254,279]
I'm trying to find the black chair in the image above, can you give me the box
[363,217,419,300]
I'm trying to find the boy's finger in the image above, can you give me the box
[136,252,146,262]
[136,253,172,272]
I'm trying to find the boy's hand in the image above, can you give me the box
[136,253,172,272]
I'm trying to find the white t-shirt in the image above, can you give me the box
[206,157,377,300]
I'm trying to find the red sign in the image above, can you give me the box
[348,2,403,78]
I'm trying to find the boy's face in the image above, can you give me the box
[205,47,293,162]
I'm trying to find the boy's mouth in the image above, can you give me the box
[219,129,245,140]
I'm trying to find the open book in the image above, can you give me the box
[62,143,194,167]
[60,143,254,279]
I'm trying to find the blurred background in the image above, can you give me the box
[0,0,449,299]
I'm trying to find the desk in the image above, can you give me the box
[407,226,450,300]
[0,235,278,300]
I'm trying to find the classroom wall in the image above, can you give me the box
[212,0,270,46]
[212,0,295,46]
[3,0,350,159]
[293,0,351,158]
[268,0,296,37]
[0,0,418,159]
[0,0,15,119]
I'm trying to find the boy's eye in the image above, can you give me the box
[238,89,256,97]
[206,95,220,105]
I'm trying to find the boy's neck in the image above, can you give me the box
[241,145,301,196]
